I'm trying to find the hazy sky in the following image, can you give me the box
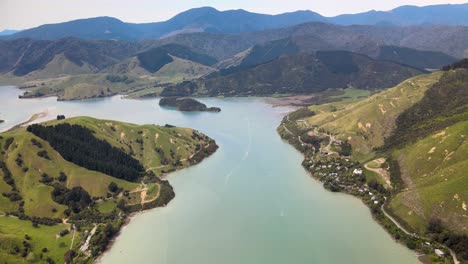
[1,0,467,30]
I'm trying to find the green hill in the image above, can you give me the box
[279,68,468,261]
[0,116,217,263]
[303,72,443,160]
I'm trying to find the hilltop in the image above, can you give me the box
[0,116,217,263]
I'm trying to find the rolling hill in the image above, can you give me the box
[160,51,425,97]
[0,116,217,263]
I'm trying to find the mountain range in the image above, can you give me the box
[3,3,468,41]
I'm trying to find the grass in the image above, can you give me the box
[145,184,160,201]
[0,216,80,263]
[363,168,385,186]
[96,200,118,214]
[305,72,443,161]
[328,88,372,102]
[389,121,468,233]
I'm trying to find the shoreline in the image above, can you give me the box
[94,141,218,263]
[94,208,153,264]
[3,109,50,132]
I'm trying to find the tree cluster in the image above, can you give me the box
[51,185,91,213]
[428,218,468,261]
[442,58,468,71]
[27,123,145,181]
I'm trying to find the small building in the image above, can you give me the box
[353,168,363,175]
[434,249,445,257]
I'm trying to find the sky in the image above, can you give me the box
[1,0,467,31]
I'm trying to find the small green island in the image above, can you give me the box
[159,98,221,112]
[0,116,218,263]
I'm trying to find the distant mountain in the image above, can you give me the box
[161,51,425,97]
[0,29,20,36]
[0,38,140,76]
[4,7,325,41]
[330,4,468,26]
[375,46,457,70]
[164,22,468,61]
[5,4,468,41]
[218,35,456,72]
[4,17,139,41]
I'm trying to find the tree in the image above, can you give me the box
[108,182,118,193]
[428,218,443,233]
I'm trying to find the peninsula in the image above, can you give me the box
[0,116,218,263]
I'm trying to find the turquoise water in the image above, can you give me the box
[0,86,418,264]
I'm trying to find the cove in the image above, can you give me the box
[0,86,418,263]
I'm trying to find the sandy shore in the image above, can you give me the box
[4,109,50,132]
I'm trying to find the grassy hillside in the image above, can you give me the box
[304,72,443,161]
[0,116,217,263]
[389,121,468,233]
[279,68,468,261]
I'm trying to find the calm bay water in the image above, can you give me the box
[0,86,418,263]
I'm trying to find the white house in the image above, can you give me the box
[434,249,445,257]
[353,168,363,175]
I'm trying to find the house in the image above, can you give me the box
[434,249,445,257]
[353,168,363,175]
